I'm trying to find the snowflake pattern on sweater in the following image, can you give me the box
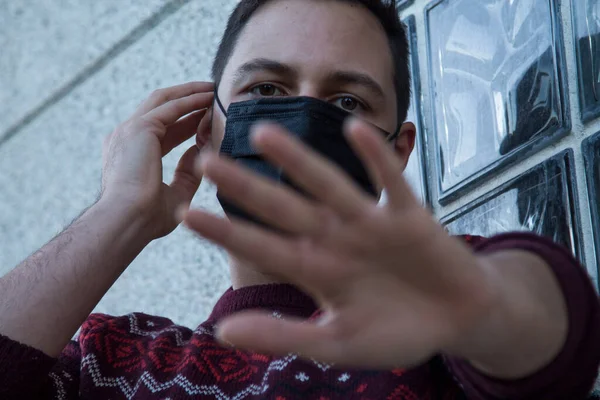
[51,312,459,400]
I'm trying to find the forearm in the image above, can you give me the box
[0,198,153,357]
[446,249,568,379]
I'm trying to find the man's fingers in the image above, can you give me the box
[169,145,202,205]
[133,81,214,117]
[216,311,347,365]
[345,119,417,210]
[199,153,326,235]
[183,210,294,270]
[143,91,214,129]
[161,110,206,156]
[252,123,374,219]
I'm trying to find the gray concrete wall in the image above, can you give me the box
[0,0,237,328]
[1,0,598,332]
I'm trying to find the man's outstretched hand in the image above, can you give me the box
[182,119,567,377]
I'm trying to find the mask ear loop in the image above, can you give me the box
[214,87,228,118]
[386,130,400,142]
[385,122,402,142]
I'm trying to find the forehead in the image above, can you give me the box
[223,0,394,87]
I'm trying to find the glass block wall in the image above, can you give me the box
[399,0,599,287]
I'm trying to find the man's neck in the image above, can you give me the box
[229,255,283,289]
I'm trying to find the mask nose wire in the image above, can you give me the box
[214,87,228,118]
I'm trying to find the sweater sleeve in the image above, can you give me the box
[445,232,600,400]
[0,333,81,400]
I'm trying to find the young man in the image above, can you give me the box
[1,0,599,399]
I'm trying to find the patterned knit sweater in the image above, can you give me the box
[1,233,599,400]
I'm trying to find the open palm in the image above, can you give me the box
[183,119,496,369]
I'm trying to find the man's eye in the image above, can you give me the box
[334,96,361,112]
[250,84,284,97]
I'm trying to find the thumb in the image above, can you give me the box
[216,311,347,365]
[169,145,203,207]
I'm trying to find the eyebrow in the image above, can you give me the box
[323,70,386,101]
[231,58,298,88]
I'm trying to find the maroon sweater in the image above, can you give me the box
[1,233,599,400]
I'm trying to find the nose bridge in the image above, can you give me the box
[296,79,323,101]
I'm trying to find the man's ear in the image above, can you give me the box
[394,122,416,172]
[196,107,213,150]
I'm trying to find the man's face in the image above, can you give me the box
[210,0,402,150]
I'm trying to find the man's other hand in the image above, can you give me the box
[101,81,213,238]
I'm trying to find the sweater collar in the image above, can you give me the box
[207,284,318,323]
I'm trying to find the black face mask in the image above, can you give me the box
[214,92,398,225]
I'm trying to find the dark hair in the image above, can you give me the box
[211,0,411,127]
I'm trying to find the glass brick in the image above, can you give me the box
[583,132,600,268]
[426,0,569,200]
[443,150,582,261]
[572,0,600,122]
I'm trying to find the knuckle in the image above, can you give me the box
[172,97,190,112]
[174,169,199,190]
[149,88,168,103]
[266,199,293,225]
[136,116,164,132]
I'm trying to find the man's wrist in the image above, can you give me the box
[441,255,506,365]
[443,250,568,379]
[92,195,157,247]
